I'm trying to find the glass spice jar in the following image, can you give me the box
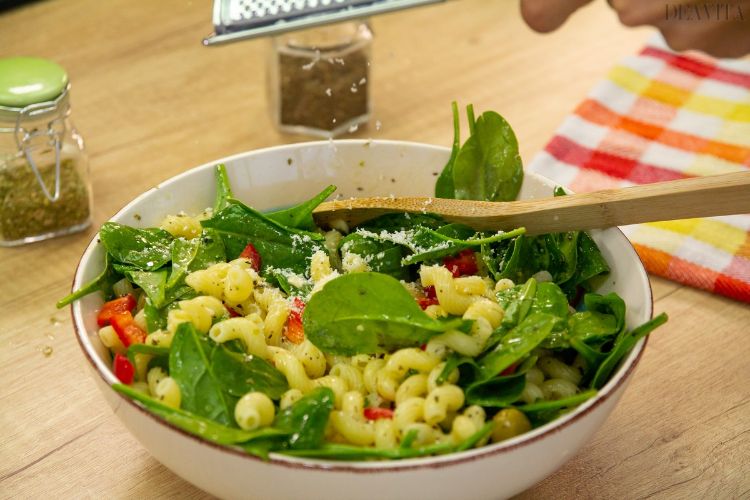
[268,22,372,138]
[0,57,92,246]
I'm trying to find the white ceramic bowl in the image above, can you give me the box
[72,140,652,500]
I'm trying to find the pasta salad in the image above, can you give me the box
[60,105,666,460]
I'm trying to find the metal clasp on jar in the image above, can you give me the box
[13,86,70,203]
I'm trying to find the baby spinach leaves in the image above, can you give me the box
[303,272,470,355]
[169,322,236,425]
[435,101,461,199]
[214,164,233,213]
[202,199,324,274]
[99,223,174,271]
[113,384,288,446]
[464,371,527,407]
[435,103,523,203]
[168,231,226,288]
[267,185,336,231]
[273,387,334,450]
[481,231,610,298]
[211,347,289,400]
[590,313,668,389]
[478,312,558,380]
[169,322,288,426]
[56,253,120,308]
[340,233,409,280]
[453,110,524,202]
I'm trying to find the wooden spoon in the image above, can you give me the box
[312,171,750,235]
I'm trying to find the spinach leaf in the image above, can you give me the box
[529,281,570,318]
[169,322,236,426]
[401,227,525,266]
[584,292,626,336]
[273,387,334,450]
[168,230,226,288]
[144,299,168,332]
[486,234,530,283]
[453,111,523,202]
[563,232,610,294]
[497,278,538,329]
[126,343,170,365]
[358,212,445,233]
[435,101,461,199]
[113,384,288,445]
[478,312,557,380]
[282,441,455,460]
[267,185,336,231]
[214,164,233,213]
[591,313,668,389]
[116,267,168,308]
[56,253,121,308]
[491,279,576,351]
[339,233,408,280]
[543,232,579,285]
[531,282,573,349]
[569,336,608,372]
[202,199,324,274]
[437,353,481,385]
[568,311,618,343]
[304,272,470,355]
[516,389,597,413]
[210,347,289,400]
[465,372,526,407]
[351,223,523,268]
[99,222,174,271]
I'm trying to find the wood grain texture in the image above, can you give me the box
[0,1,747,499]
[312,171,750,232]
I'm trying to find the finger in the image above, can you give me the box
[608,0,667,27]
[520,0,594,33]
[660,21,750,58]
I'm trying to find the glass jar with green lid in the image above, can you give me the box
[0,57,92,246]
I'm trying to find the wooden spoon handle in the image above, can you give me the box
[312,171,750,234]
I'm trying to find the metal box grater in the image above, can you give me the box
[204,0,445,45]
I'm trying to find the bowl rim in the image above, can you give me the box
[71,139,654,472]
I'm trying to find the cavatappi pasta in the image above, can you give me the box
[98,243,601,452]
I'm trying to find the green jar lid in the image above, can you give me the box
[0,57,69,108]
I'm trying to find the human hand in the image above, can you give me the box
[520,0,750,58]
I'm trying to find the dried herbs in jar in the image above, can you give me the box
[0,57,92,246]
[0,158,90,242]
[269,22,372,137]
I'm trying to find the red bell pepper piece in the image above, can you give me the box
[443,249,478,277]
[239,242,262,271]
[225,305,242,317]
[417,297,439,310]
[500,363,518,376]
[363,407,394,420]
[416,285,439,310]
[97,294,136,327]
[113,353,135,384]
[110,311,147,347]
[284,297,305,344]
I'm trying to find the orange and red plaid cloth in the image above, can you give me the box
[529,37,750,303]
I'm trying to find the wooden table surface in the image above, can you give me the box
[1,1,748,498]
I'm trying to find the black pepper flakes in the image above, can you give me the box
[273,23,371,136]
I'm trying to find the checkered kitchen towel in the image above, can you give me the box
[529,36,750,303]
